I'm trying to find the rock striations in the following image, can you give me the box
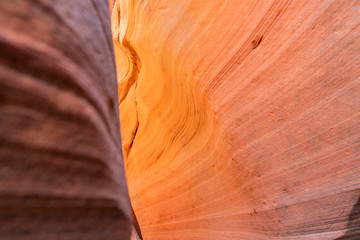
[112,0,360,239]
[0,1,132,239]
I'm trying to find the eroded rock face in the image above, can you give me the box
[112,0,360,239]
[0,1,131,239]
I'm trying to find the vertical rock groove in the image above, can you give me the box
[111,3,142,160]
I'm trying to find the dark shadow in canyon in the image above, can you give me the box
[335,193,360,239]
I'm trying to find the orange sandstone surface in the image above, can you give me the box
[111,0,360,239]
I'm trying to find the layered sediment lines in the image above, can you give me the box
[113,0,360,239]
[0,1,131,239]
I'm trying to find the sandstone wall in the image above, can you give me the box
[113,0,360,239]
[0,1,132,239]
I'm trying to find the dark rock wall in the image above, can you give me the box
[0,1,131,239]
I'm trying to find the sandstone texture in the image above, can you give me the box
[0,1,131,239]
[112,0,360,239]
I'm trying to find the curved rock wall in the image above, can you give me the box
[113,0,360,239]
[0,1,131,239]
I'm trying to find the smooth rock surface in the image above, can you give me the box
[112,0,360,239]
[0,1,131,239]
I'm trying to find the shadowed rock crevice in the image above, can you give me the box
[114,39,141,161]
[336,194,360,240]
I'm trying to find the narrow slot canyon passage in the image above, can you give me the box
[0,0,359,240]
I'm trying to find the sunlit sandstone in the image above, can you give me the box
[112,0,360,239]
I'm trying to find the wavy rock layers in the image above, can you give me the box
[0,1,131,239]
[113,0,360,239]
